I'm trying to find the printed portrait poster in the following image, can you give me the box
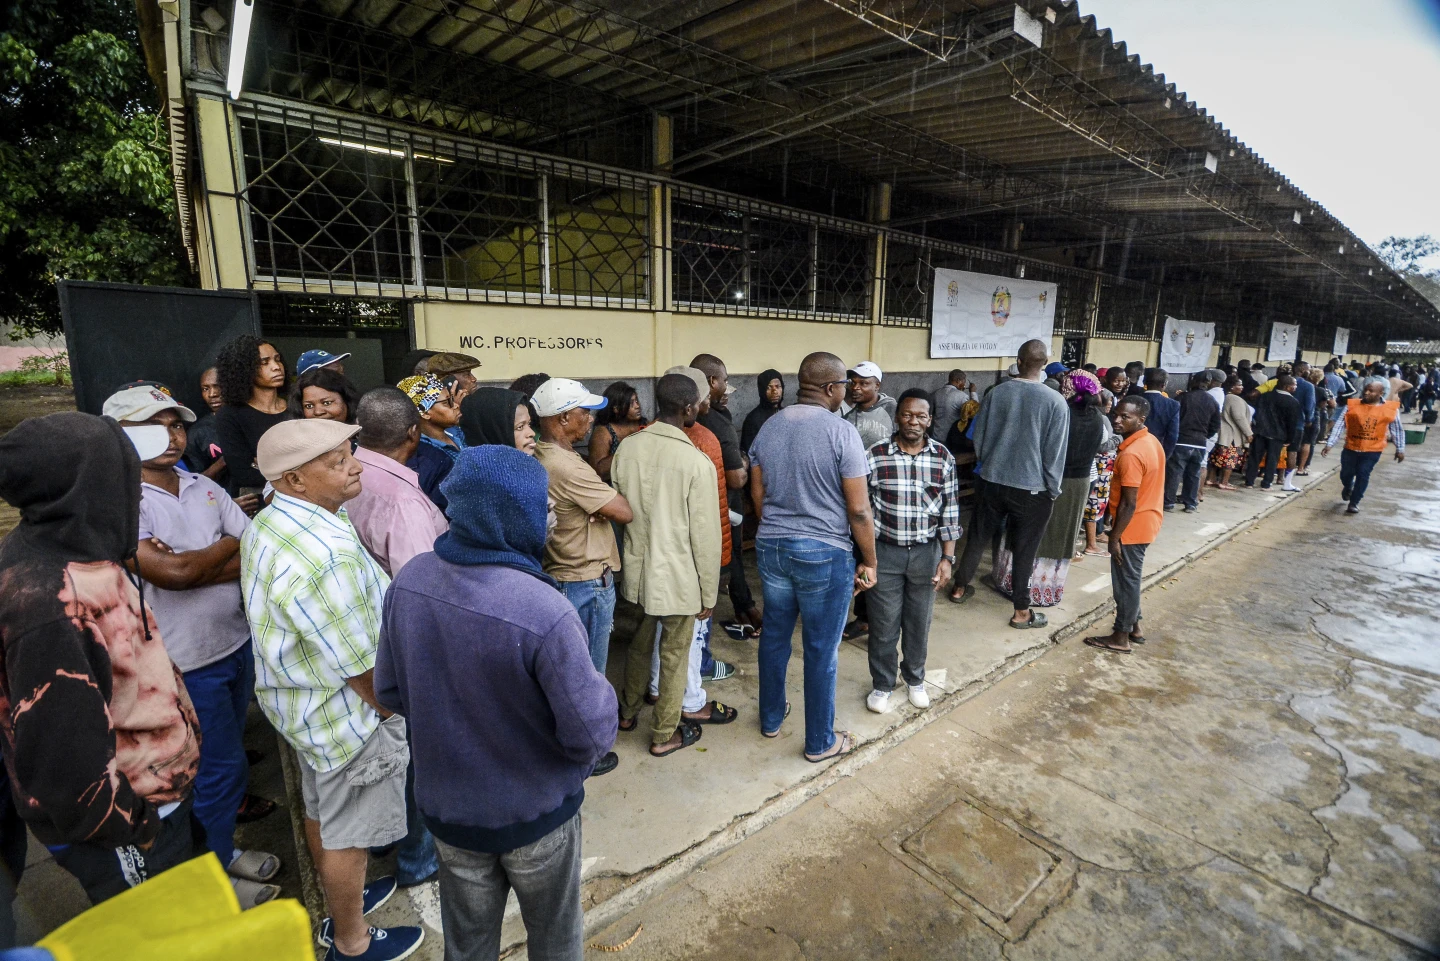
[1158,316,1215,373]
[1333,327,1350,356]
[1267,322,1300,362]
[930,267,1057,358]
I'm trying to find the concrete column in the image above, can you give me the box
[868,183,891,362]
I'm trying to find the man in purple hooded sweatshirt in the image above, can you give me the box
[375,444,617,961]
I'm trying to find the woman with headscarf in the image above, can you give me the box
[993,370,1107,606]
[459,387,554,536]
[740,369,784,455]
[459,387,537,454]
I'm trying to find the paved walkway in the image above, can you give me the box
[583,434,1439,959]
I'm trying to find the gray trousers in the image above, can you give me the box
[433,812,584,961]
[868,539,941,690]
[1111,542,1149,634]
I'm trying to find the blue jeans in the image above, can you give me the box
[560,574,617,674]
[397,757,438,885]
[1339,448,1382,507]
[756,537,855,756]
[182,641,253,863]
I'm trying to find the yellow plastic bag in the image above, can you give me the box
[38,854,311,961]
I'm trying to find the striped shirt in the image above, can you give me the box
[866,438,963,547]
[240,493,391,772]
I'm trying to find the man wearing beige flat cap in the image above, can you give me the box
[240,419,423,961]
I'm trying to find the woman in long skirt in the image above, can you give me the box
[994,371,1107,606]
[1082,388,1119,556]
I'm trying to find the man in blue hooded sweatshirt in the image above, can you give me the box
[375,445,617,961]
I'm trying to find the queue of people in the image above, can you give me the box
[0,334,1415,960]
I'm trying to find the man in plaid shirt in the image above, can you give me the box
[863,389,962,714]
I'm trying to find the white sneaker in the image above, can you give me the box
[908,684,931,709]
[866,689,893,714]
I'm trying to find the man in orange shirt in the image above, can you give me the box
[1321,378,1405,515]
[1087,395,1166,655]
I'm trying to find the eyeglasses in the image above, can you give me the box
[820,380,849,390]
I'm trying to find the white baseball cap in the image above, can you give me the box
[531,378,608,418]
[847,361,883,381]
[103,385,197,424]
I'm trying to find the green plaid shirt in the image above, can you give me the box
[241,493,391,772]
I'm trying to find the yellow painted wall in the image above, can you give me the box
[415,300,1072,378]
[194,95,249,291]
[1086,338,1156,369]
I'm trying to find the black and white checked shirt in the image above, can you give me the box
[866,437,963,547]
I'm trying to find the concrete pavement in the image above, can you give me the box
[582,437,1439,959]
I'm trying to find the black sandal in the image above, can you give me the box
[235,793,277,824]
[684,701,738,725]
[650,721,703,757]
[948,584,975,605]
[618,713,637,732]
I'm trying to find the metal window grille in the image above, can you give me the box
[232,101,651,306]
[670,188,872,322]
[1095,281,1156,339]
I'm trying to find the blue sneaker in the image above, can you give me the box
[325,926,424,961]
[317,876,398,946]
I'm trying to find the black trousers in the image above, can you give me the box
[52,796,203,905]
[957,479,1054,610]
[1244,435,1295,489]
[726,524,756,615]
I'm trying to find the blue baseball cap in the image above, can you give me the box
[1045,362,1067,377]
[297,349,351,375]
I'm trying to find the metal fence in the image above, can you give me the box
[235,102,652,306]
[670,189,873,321]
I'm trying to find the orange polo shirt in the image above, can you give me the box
[682,422,732,567]
[1109,426,1166,545]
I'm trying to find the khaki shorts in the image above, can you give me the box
[299,714,409,850]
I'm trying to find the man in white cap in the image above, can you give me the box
[532,378,633,695]
[104,385,284,907]
[240,419,423,961]
[842,361,896,450]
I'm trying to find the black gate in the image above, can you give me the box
[58,281,260,416]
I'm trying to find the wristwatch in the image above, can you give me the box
[941,554,956,564]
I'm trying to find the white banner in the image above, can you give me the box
[930,267,1057,358]
[1159,316,1215,373]
[1268,322,1300,362]
[1333,327,1350,356]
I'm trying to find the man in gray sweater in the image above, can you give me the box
[949,339,1069,629]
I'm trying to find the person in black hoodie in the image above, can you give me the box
[1245,375,1303,491]
[0,413,202,904]
[1166,372,1222,512]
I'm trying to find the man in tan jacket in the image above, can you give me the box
[612,373,723,757]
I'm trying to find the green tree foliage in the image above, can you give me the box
[0,0,192,336]
[1377,235,1440,309]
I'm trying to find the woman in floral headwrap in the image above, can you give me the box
[993,369,1107,606]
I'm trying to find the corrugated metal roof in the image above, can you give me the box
[202,0,1438,337]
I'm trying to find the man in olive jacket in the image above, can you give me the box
[612,374,722,758]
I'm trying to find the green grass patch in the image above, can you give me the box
[0,370,60,387]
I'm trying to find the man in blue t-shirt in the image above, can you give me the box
[748,352,876,764]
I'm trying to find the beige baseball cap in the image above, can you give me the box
[664,366,709,403]
[102,385,197,424]
[256,419,360,481]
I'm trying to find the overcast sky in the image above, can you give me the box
[1076,0,1440,270]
